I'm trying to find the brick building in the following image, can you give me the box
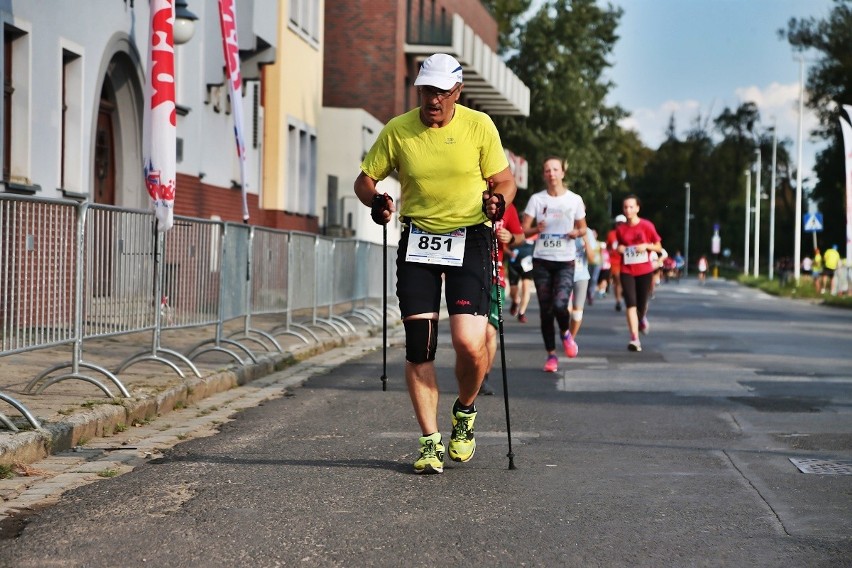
[318,0,529,243]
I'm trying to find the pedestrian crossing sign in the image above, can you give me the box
[803,212,823,232]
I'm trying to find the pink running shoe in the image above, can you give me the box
[562,331,579,358]
[639,316,650,335]
[543,355,558,373]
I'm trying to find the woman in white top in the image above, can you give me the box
[521,157,588,373]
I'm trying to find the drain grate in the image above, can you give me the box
[789,458,852,475]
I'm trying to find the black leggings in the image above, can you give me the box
[532,259,575,352]
[620,272,653,318]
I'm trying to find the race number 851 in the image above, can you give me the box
[419,235,452,252]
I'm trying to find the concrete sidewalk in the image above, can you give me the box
[0,315,400,467]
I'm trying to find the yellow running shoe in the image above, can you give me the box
[413,433,445,474]
[448,402,477,462]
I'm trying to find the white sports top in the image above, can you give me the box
[524,189,586,262]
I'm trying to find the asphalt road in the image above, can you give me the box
[2,278,851,567]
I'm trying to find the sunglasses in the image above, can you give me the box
[419,84,460,101]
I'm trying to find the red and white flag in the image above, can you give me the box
[219,0,250,223]
[143,0,177,232]
[840,104,852,261]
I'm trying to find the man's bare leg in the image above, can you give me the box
[449,313,489,406]
[406,360,440,435]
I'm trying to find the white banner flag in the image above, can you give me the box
[840,105,852,261]
[219,0,250,223]
[143,0,177,232]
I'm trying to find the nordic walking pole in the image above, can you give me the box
[492,225,516,469]
[381,221,388,391]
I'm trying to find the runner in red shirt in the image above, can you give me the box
[614,195,662,352]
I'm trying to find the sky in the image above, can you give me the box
[601,0,836,182]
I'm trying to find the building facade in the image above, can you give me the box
[0,0,526,241]
[0,0,321,233]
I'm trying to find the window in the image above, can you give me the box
[3,23,30,187]
[286,119,316,215]
[289,0,319,46]
[3,28,14,182]
[61,48,82,191]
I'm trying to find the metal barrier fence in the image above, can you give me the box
[0,194,398,431]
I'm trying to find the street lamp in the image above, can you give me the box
[684,182,691,277]
[173,0,199,45]
[744,169,751,275]
[793,56,805,283]
[768,125,778,280]
[753,148,762,277]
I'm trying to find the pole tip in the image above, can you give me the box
[507,452,516,470]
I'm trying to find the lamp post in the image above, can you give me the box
[744,169,751,275]
[684,182,691,277]
[174,0,199,45]
[793,56,805,283]
[769,125,778,280]
[753,148,762,277]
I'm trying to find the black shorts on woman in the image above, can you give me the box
[396,221,493,318]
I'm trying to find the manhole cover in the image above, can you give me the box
[789,458,852,475]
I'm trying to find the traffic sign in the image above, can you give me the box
[803,212,823,232]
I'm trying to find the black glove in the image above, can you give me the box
[371,193,393,225]
[482,191,506,222]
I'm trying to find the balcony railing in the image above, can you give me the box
[407,0,452,46]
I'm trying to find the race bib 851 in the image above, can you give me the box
[405,226,467,266]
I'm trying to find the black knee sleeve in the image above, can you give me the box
[404,319,438,363]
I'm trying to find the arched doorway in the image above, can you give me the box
[93,45,145,209]
[94,89,116,205]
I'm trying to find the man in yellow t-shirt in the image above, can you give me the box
[823,245,841,294]
[354,53,516,474]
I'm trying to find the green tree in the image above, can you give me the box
[480,0,533,54]
[490,0,630,231]
[782,0,852,253]
[625,102,796,272]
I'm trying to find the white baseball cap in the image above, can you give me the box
[615,214,627,223]
[414,53,463,90]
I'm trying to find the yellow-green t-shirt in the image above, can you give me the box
[824,248,840,270]
[360,104,509,234]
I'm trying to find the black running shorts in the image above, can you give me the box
[396,223,492,318]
